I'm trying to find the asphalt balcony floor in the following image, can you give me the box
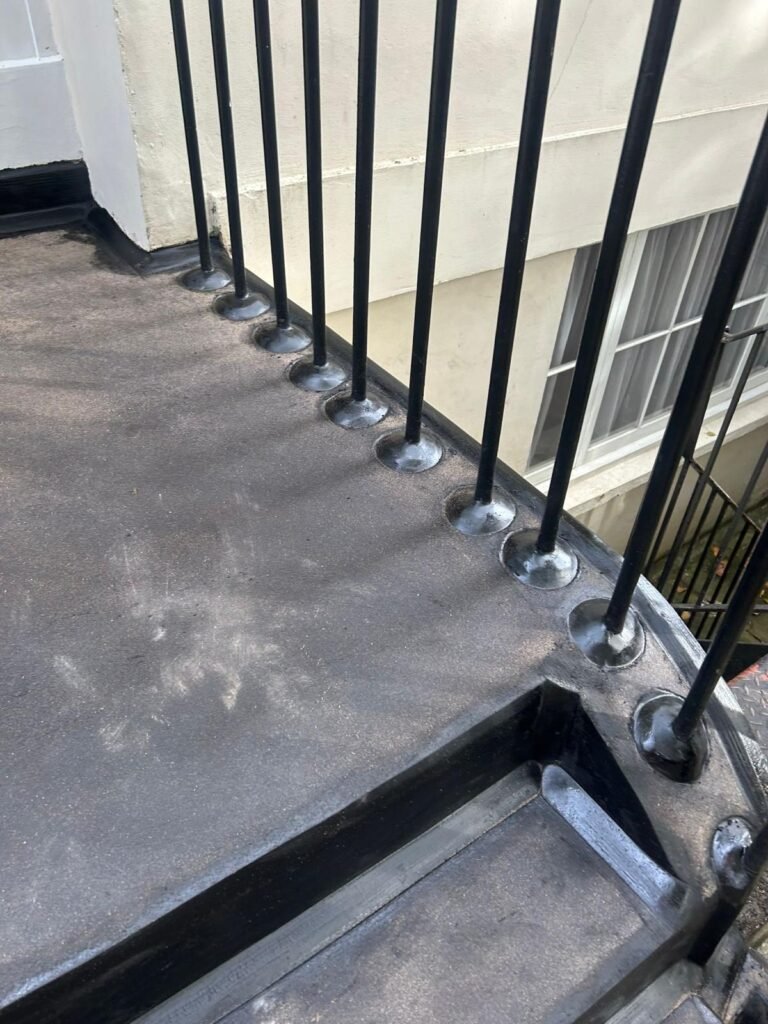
[0,228,760,1018]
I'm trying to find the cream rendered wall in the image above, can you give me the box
[113,0,768,275]
[327,250,574,474]
[111,0,768,549]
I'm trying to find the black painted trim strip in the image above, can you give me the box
[0,161,90,217]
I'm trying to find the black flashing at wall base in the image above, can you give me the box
[86,206,210,276]
[0,160,209,275]
[0,160,91,218]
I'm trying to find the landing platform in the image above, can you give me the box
[0,229,762,1023]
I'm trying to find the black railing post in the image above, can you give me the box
[573,111,768,667]
[505,0,681,592]
[676,522,768,741]
[633,518,768,785]
[655,332,761,601]
[208,0,270,321]
[289,0,347,392]
[251,0,311,354]
[374,0,458,473]
[448,0,560,532]
[688,816,768,963]
[325,0,388,429]
[169,0,231,293]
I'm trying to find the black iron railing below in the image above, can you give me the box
[647,322,768,645]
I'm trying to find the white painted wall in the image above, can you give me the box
[0,0,148,245]
[0,0,80,167]
[48,0,148,246]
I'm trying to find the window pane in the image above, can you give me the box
[715,301,764,388]
[528,370,573,467]
[619,220,700,342]
[646,325,697,418]
[549,246,600,368]
[592,337,665,441]
[737,214,768,301]
[727,300,764,337]
[753,332,768,373]
[678,209,734,322]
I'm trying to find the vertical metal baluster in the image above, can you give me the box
[696,521,754,639]
[742,821,768,888]
[375,0,459,473]
[644,460,691,579]
[506,0,681,593]
[657,333,760,596]
[170,0,231,293]
[209,0,270,321]
[701,450,768,639]
[571,111,768,668]
[665,488,721,606]
[689,815,768,963]
[678,494,728,612]
[676,521,768,740]
[325,0,388,428]
[251,0,311,353]
[290,0,347,392]
[446,0,560,525]
[632,517,768,784]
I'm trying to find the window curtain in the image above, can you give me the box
[549,245,600,368]
[619,220,700,343]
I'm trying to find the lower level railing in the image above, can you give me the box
[647,323,768,644]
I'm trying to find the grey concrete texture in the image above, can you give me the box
[221,795,665,1024]
[0,229,761,1010]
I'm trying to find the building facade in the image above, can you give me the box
[4,0,768,550]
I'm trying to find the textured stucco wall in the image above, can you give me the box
[113,0,768,284]
[109,0,768,509]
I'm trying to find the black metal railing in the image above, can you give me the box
[647,323,768,646]
[168,0,768,943]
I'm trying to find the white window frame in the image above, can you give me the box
[527,210,768,490]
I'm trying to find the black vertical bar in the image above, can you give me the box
[673,519,768,742]
[253,0,290,325]
[690,816,768,964]
[604,111,768,635]
[657,333,761,593]
[679,494,727,609]
[700,524,761,634]
[743,820,768,880]
[170,0,213,273]
[402,0,459,443]
[682,333,729,460]
[302,0,327,367]
[473,0,561,503]
[350,0,379,402]
[664,487,719,602]
[645,461,690,575]
[209,0,248,298]
[536,0,682,552]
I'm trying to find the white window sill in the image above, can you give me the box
[540,392,768,516]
